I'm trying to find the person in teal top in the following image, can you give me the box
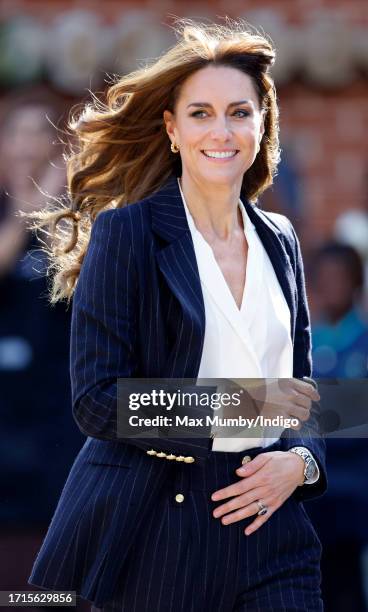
[311,242,368,378]
[309,241,368,611]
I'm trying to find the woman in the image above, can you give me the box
[28,20,327,611]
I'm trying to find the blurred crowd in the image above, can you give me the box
[0,89,367,612]
[0,90,86,609]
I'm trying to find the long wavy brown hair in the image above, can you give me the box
[27,18,280,303]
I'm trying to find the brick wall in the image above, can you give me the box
[1,0,367,246]
[279,81,367,245]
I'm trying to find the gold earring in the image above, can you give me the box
[170,142,180,153]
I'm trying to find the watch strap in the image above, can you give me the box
[288,446,320,485]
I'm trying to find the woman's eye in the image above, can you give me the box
[190,109,250,119]
[191,110,207,118]
[233,109,250,118]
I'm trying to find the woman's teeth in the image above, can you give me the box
[203,150,238,159]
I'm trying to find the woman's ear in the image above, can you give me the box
[163,110,175,141]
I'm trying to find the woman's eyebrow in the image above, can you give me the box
[186,99,253,109]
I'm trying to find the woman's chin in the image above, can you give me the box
[197,170,242,188]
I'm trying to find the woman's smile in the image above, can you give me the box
[201,149,240,161]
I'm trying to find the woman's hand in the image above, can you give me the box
[248,378,320,430]
[211,450,306,536]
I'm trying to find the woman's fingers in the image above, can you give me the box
[214,490,279,532]
[292,391,311,410]
[277,378,319,430]
[212,487,267,519]
[288,403,310,422]
[211,454,270,502]
[280,386,313,425]
[245,506,275,536]
[292,378,320,402]
[221,500,268,525]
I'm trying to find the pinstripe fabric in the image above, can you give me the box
[88,441,323,612]
[29,174,326,608]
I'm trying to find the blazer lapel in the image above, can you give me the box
[244,203,297,342]
[149,175,206,377]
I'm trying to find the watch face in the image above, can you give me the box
[305,459,316,480]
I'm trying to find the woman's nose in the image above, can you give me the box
[209,118,232,140]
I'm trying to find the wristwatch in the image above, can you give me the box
[288,446,319,485]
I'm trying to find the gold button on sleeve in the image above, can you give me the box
[184,456,195,464]
[175,456,185,462]
[166,454,176,460]
[175,494,185,503]
[146,449,157,456]
[156,452,167,458]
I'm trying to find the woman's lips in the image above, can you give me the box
[201,150,239,161]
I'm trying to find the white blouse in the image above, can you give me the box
[178,178,294,452]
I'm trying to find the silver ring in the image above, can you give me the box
[256,500,268,516]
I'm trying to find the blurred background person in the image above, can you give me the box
[307,242,368,612]
[0,90,84,606]
[311,242,368,379]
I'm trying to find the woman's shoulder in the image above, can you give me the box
[255,206,293,232]
[96,195,152,226]
[247,205,305,273]
[92,195,153,246]
[249,204,297,246]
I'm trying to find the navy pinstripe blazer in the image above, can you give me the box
[29,173,326,605]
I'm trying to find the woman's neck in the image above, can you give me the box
[179,174,243,240]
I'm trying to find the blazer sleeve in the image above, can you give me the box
[280,221,328,502]
[70,208,213,463]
